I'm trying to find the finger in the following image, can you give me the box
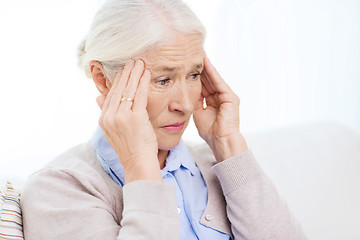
[125,60,145,93]
[204,57,232,93]
[203,70,217,93]
[102,59,134,112]
[132,69,151,111]
[200,71,216,96]
[108,60,135,111]
[119,60,145,109]
[201,80,211,98]
[201,55,216,93]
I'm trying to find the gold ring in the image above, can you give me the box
[120,97,133,102]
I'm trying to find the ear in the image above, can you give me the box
[89,61,112,96]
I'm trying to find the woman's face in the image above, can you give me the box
[140,33,204,150]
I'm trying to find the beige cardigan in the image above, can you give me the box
[21,141,307,240]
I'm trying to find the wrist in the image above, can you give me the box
[123,156,163,184]
[210,132,248,163]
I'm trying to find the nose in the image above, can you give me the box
[168,82,196,114]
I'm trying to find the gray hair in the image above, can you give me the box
[77,0,206,81]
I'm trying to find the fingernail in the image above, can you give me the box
[135,59,144,68]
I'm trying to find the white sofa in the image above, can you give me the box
[245,122,360,240]
[2,121,359,239]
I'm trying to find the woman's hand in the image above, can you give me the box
[193,57,248,162]
[97,60,162,183]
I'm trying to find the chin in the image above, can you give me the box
[157,137,182,150]
[156,130,185,151]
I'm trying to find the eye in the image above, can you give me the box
[190,73,201,80]
[156,79,172,86]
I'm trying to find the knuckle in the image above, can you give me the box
[122,89,131,98]
[102,115,115,128]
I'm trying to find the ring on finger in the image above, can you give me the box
[120,97,134,103]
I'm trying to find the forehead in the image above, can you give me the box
[141,33,204,72]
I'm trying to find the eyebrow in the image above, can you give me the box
[159,63,203,72]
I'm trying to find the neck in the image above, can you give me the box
[158,149,169,169]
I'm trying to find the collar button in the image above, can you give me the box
[205,214,212,221]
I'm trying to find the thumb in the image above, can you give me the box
[96,95,106,109]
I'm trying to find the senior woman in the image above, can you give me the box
[21,0,307,239]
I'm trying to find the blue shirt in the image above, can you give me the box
[92,127,231,240]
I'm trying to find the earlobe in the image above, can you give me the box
[89,60,111,96]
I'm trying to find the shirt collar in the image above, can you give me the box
[92,127,197,184]
[160,139,198,177]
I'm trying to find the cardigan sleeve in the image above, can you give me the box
[21,167,180,240]
[212,150,308,240]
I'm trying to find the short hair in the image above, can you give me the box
[77,0,206,81]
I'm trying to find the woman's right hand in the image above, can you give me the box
[97,60,162,184]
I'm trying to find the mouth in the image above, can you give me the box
[160,121,186,133]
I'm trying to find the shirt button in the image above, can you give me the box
[177,208,181,214]
[205,214,212,221]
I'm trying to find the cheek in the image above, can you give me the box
[189,80,202,103]
[146,90,170,122]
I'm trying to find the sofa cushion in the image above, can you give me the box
[0,181,24,240]
[245,122,360,240]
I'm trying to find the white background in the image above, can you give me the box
[1,0,359,180]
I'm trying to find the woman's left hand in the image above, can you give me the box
[193,57,248,162]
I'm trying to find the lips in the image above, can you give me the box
[161,121,186,133]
